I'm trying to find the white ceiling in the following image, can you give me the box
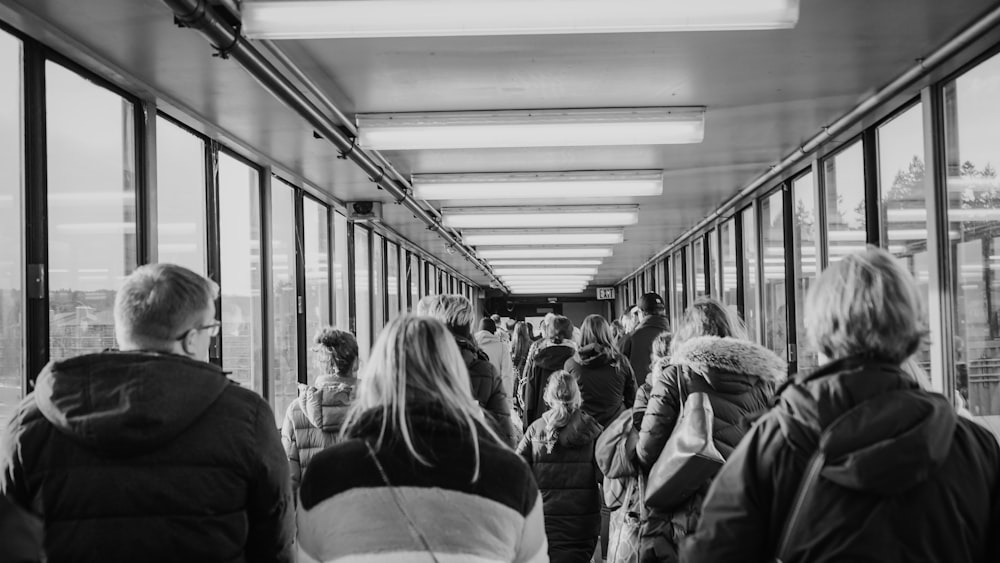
[5,0,999,288]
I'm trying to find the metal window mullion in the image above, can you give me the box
[136,99,156,265]
[813,159,829,271]
[734,211,746,320]
[346,223,357,336]
[23,40,49,384]
[754,197,766,344]
[259,167,274,403]
[205,141,223,366]
[326,206,335,324]
[294,190,307,384]
[863,128,883,247]
[781,181,799,371]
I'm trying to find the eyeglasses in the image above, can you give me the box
[175,320,221,341]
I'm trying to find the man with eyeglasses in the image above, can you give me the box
[0,263,293,562]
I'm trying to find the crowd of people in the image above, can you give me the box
[2,246,999,562]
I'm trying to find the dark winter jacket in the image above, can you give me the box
[0,494,42,563]
[281,374,357,489]
[619,314,671,384]
[683,356,1000,563]
[454,335,515,445]
[517,409,604,563]
[565,344,637,427]
[0,351,294,563]
[298,403,548,563]
[522,343,578,429]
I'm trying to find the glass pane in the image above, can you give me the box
[0,32,23,428]
[824,140,866,264]
[353,226,371,362]
[761,191,787,358]
[304,197,330,380]
[47,63,137,361]
[708,229,719,299]
[333,212,349,330]
[742,207,759,342]
[372,233,384,336]
[945,53,1000,439]
[156,117,206,273]
[720,218,739,315]
[672,252,685,320]
[658,260,668,316]
[218,153,263,393]
[270,181,298,423]
[409,254,420,307]
[693,238,707,298]
[387,241,400,321]
[792,172,820,373]
[427,264,437,295]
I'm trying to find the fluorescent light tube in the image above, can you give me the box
[479,247,613,259]
[414,170,663,201]
[243,0,799,39]
[357,108,704,150]
[510,289,586,294]
[489,259,603,266]
[465,229,624,246]
[443,206,638,229]
[496,268,598,276]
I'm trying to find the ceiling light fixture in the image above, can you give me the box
[356,108,704,150]
[443,205,639,229]
[509,289,586,294]
[478,247,613,259]
[489,259,603,266]
[413,170,663,201]
[464,229,624,246]
[496,267,598,276]
[242,0,799,39]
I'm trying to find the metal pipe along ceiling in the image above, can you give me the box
[162,0,509,292]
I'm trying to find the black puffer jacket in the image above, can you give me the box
[565,344,637,427]
[0,352,294,563]
[522,343,577,429]
[454,335,514,446]
[683,357,1000,563]
[517,409,604,563]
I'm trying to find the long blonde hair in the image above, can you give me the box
[541,370,582,453]
[671,297,747,355]
[339,315,503,481]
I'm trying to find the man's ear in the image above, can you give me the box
[178,329,196,357]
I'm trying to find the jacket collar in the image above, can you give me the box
[671,335,787,383]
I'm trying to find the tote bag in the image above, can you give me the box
[643,376,725,510]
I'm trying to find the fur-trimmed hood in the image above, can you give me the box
[671,336,787,385]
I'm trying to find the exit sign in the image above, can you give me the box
[597,287,616,300]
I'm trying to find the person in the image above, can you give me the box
[0,263,293,562]
[619,294,671,385]
[512,321,533,378]
[518,370,603,563]
[475,317,516,404]
[416,294,514,445]
[564,314,637,427]
[638,297,784,562]
[281,327,359,490]
[297,316,548,563]
[683,247,1000,563]
[492,313,511,343]
[522,315,578,429]
[610,319,625,345]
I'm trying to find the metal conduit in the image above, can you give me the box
[620,2,1000,284]
[163,0,508,292]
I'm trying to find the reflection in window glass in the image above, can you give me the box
[720,218,738,315]
[672,251,685,321]
[945,53,1000,439]
[372,234,384,335]
[304,197,330,380]
[742,207,759,342]
[409,253,420,306]
[792,172,819,372]
[427,264,437,295]
[218,153,263,393]
[708,229,719,299]
[878,103,931,372]
[761,191,787,358]
[47,63,137,361]
[387,241,400,321]
[353,226,371,362]
[0,32,23,427]
[693,238,707,298]
[333,212,349,330]
[824,140,866,264]
[270,181,298,422]
[156,117,206,273]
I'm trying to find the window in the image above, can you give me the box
[426,264,437,295]
[353,226,371,362]
[387,241,400,321]
[693,238,707,298]
[741,206,759,342]
[156,117,206,273]
[672,251,685,322]
[823,140,866,264]
[303,197,331,378]
[218,153,263,393]
[658,259,668,316]
[372,233,384,335]
[792,172,819,372]
[269,180,298,422]
[761,191,787,358]
[944,52,1000,439]
[0,31,23,427]
[708,229,719,299]
[409,253,420,307]
[878,103,931,371]
[333,212,349,330]
[46,63,137,361]
[720,218,739,315]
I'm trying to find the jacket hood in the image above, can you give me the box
[474,331,501,346]
[552,410,603,448]
[780,358,956,495]
[34,351,230,454]
[672,336,787,387]
[455,335,490,367]
[301,375,357,431]
[577,344,616,367]
[535,344,577,371]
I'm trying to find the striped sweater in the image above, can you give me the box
[297,404,549,563]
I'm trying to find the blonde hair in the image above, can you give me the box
[339,315,502,481]
[114,263,219,350]
[416,294,475,338]
[671,297,747,354]
[541,370,581,453]
[579,314,617,350]
[805,246,926,363]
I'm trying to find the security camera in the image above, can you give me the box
[352,201,374,215]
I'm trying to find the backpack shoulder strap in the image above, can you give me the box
[773,449,826,562]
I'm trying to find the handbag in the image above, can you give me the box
[643,375,725,510]
[596,407,640,479]
[606,477,642,563]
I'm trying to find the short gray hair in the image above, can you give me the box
[416,294,475,337]
[805,246,926,363]
[115,263,219,348]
